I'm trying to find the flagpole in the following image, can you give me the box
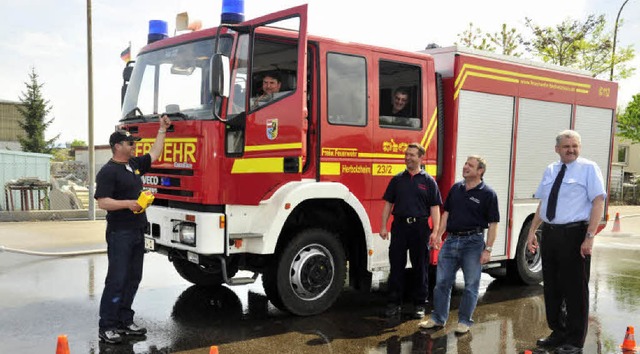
[86,0,96,220]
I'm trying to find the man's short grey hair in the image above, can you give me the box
[468,155,486,177]
[556,130,581,146]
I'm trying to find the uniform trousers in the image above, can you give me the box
[541,222,590,348]
[388,218,430,305]
[99,228,145,330]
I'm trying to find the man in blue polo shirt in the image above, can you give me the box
[419,155,499,334]
[380,143,441,319]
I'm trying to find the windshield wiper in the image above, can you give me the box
[162,111,189,120]
[123,108,189,122]
[123,107,147,121]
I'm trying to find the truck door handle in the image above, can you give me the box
[283,157,299,173]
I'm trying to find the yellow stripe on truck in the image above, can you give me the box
[232,158,284,174]
[320,162,341,175]
[244,142,302,152]
[231,157,303,174]
[320,163,437,176]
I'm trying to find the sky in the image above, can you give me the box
[0,0,638,145]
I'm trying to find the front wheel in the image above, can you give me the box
[509,220,543,285]
[263,228,346,316]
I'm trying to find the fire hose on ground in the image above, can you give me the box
[0,245,107,257]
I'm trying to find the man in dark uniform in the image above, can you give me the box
[419,155,499,334]
[380,143,441,319]
[95,115,171,344]
[527,130,606,354]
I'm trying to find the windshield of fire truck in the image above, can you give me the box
[121,37,232,121]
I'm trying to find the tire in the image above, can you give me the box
[510,220,543,285]
[263,228,346,316]
[485,267,507,280]
[172,258,237,287]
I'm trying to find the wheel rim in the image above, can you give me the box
[526,234,543,273]
[288,243,335,301]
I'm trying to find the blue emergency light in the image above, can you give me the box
[221,0,244,24]
[148,20,168,44]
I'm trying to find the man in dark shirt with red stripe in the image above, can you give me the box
[380,143,441,319]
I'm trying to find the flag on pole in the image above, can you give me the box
[120,44,131,62]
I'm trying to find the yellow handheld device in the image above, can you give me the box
[134,189,155,214]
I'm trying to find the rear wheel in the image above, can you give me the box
[263,228,346,316]
[485,267,507,280]
[508,220,543,284]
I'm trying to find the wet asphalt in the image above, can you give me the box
[0,208,639,354]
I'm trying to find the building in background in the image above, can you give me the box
[611,136,640,200]
[0,99,23,151]
[73,144,112,177]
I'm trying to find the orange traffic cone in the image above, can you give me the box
[210,345,219,354]
[612,212,621,232]
[56,335,70,354]
[620,326,637,352]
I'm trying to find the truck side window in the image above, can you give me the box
[379,60,421,129]
[327,53,367,126]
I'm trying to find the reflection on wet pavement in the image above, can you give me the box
[1,240,639,353]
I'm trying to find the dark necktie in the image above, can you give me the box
[546,164,566,222]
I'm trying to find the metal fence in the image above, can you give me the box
[1,157,105,221]
[610,183,640,205]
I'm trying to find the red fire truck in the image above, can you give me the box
[119,3,617,316]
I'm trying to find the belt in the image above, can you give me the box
[397,216,429,224]
[543,221,588,230]
[448,228,483,236]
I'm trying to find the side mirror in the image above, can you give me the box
[122,63,134,82]
[121,62,135,106]
[210,54,230,98]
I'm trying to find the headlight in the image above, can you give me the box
[179,222,196,245]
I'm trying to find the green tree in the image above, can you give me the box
[580,19,635,80]
[456,23,525,57]
[524,15,635,80]
[486,23,524,57]
[51,148,71,162]
[70,139,87,148]
[17,67,59,153]
[617,94,640,143]
[456,23,494,52]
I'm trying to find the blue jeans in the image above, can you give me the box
[431,233,484,326]
[99,228,145,330]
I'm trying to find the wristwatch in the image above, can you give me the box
[484,246,493,253]
[586,231,595,239]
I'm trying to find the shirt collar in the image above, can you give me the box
[404,169,426,176]
[461,179,485,190]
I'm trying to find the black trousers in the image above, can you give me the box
[388,218,430,305]
[540,223,590,347]
[99,228,145,330]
